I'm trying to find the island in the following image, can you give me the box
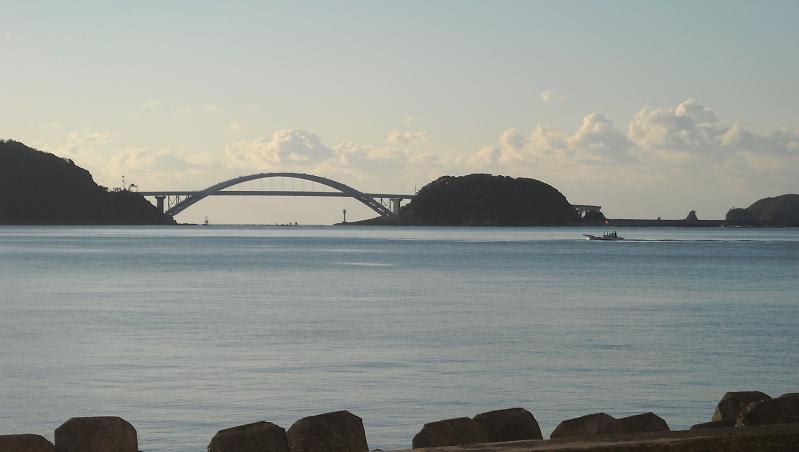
[0,140,175,225]
[353,174,580,226]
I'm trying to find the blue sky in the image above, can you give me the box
[2,1,798,223]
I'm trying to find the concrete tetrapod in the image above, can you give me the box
[54,417,137,452]
[712,391,771,423]
[0,434,55,452]
[412,417,488,449]
[549,413,623,439]
[208,421,289,452]
[736,395,799,426]
[286,410,368,452]
[473,408,543,443]
[616,412,670,434]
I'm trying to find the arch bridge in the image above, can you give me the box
[138,172,414,218]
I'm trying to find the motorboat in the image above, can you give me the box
[583,231,624,241]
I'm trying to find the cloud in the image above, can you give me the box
[540,90,566,103]
[221,129,440,192]
[333,142,409,167]
[628,99,726,150]
[109,147,197,172]
[203,104,221,113]
[103,147,218,188]
[140,100,160,109]
[475,99,798,171]
[627,99,799,159]
[721,124,799,153]
[66,130,110,145]
[471,113,633,168]
[387,129,429,145]
[568,113,634,160]
[177,104,194,114]
[230,121,246,132]
[465,99,799,217]
[44,128,114,173]
[225,129,335,170]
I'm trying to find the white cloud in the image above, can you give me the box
[203,104,221,113]
[568,113,634,160]
[230,121,246,132]
[387,129,429,145]
[221,129,438,191]
[140,99,160,109]
[177,104,194,114]
[225,129,335,170]
[628,99,727,150]
[540,90,566,103]
[66,130,110,145]
[464,99,799,217]
[109,148,193,172]
[103,147,218,188]
[627,99,799,159]
[471,113,633,168]
[50,122,63,129]
[46,128,114,172]
[333,142,409,167]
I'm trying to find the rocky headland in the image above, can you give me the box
[0,140,174,225]
[735,194,799,226]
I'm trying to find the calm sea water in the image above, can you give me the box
[1,226,797,451]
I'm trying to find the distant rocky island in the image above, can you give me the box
[0,140,174,225]
[355,174,581,226]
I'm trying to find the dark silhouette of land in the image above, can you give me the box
[3,139,796,227]
[0,140,175,225]
[744,194,799,226]
[352,174,799,228]
[354,174,580,226]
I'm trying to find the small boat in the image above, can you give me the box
[583,231,624,241]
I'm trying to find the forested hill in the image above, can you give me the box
[379,174,580,226]
[746,194,799,226]
[0,140,174,225]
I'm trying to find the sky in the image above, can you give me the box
[2,0,798,224]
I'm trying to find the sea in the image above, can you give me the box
[0,225,797,451]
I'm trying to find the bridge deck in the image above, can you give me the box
[138,190,414,199]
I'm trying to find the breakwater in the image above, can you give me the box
[3,392,797,451]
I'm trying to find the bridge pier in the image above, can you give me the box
[391,198,402,216]
[155,195,165,214]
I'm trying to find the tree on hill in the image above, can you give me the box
[685,210,698,222]
[725,207,756,225]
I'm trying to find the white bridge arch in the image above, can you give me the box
[139,172,414,218]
